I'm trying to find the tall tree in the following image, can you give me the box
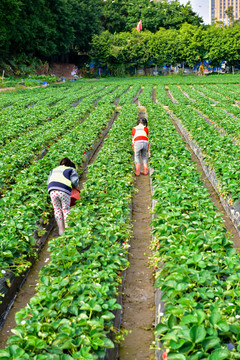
[91,30,153,73]
[150,27,180,67]
[204,25,226,68]
[8,0,59,57]
[0,0,21,59]
[101,0,203,34]
[178,23,207,68]
[1,0,103,61]
[204,24,240,71]
[224,25,240,70]
[225,6,234,25]
[91,31,113,67]
[71,0,103,53]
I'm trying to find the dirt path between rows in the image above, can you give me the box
[0,87,16,92]
[118,170,155,360]
[0,85,47,93]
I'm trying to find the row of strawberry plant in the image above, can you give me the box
[90,83,130,107]
[0,79,88,110]
[138,83,154,106]
[179,85,240,143]
[166,99,240,204]
[0,84,129,192]
[177,85,214,105]
[216,83,240,98]
[0,84,85,119]
[0,92,122,276]
[0,86,54,110]
[192,85,240,117]
[197,84,236,104]
[0,84,109,146]
[168,85,204,106]
[145,101,240,360]
[0,103,138,360]
[167,84,238,141]
[155,85,172,107]
[191,84,240,117]
[168,84,239,140]
[213,84,240,103]
[118,84,141,105]
[154,75,240,87]
[0,84,91,143]
[0,91,31,109]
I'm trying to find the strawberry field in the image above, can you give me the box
[1,75,240,360]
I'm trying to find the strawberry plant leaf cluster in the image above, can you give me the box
[144,97,240,360]
[163,88,240,203]
[0,87,132,276]
[0,100,138,359]
[1,77,240,359]
[0,84,125,191]
[169,84,240,138]
[180,85,240,138]
[0,86,60,112]
[0,84,110,146]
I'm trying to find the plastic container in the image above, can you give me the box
[62,78,65,82]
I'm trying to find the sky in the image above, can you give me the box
[178,0,210,24]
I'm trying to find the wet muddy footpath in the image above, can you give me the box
[118,170,155,360]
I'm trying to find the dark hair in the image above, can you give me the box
[59,157,76,168]
[137,118,148,127]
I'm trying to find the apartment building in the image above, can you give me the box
[211,0,240,24]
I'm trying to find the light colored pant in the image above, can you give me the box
[50,190,71,223]
[134,141,148,164]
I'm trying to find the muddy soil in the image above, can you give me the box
[118,170,155,360]
[51,63,76,79]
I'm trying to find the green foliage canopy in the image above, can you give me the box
[91,23,240,72]
[0,0,203,62]
[0,0,103,61]
[101,0,203,33]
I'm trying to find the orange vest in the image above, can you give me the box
[132,124,148,143]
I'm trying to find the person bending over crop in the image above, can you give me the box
[47,157,79,235]
[132,118,149,176]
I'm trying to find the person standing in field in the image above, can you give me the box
[47,157,79,235]
[132,118,149,176]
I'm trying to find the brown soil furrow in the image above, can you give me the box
[118,109,154,360]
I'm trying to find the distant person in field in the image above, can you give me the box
[132,118,149,176]
[47,157,79,235]
[71,66,78,78]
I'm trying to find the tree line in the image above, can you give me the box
[0,0,202,64]
[90,23,240,75]
[1,0,239,75]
